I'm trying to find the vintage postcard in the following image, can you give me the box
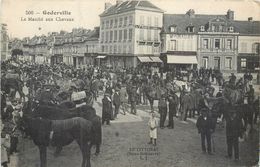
[1,0,259,167]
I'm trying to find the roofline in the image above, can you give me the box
[99,5,164,17]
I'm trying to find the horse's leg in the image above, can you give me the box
[85,143,91,167]
[39,146,47,167]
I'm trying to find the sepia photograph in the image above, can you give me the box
[0,0,259,167]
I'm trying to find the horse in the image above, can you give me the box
[2,77,25,101]
[144,83,168,112]
[22,116,93,167]
[23,101,102,156]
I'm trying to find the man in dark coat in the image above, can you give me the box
[113,88,121,119]
[130,85,137,115]
[158,96,167,129]
[167,94,178,129]
[102,93,112,125]
[225,107,244,160]
[196,108,215,155]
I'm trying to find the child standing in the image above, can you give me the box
[148,112,158,146]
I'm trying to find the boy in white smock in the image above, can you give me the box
[148,112,157,146]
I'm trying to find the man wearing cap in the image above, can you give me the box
[158,96,167,129]
[225,107,244,160]
[196,108,215,155]
[113,88,121,119]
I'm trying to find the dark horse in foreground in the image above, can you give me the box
[23,116,93,167]
[22,102,102,167]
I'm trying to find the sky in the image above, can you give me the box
[1,0,260,39]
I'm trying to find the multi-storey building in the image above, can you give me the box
[1,24,9,61]
[234,18,260,72]
[99,0,164,68]
[162,9,240,72]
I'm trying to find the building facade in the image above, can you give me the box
[99,0,164,68]
[234,19,260,72]
[161,9,244,72]
[1,24,9,61]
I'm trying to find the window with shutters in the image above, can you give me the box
[227,39,232,49]
[119,30,123,41]
[147,30,151,41]
[154,30,158,41]
[140,16,144,26]
[110,20,113,28]
[124,17,128,27]
[203,39,209,49]
[147,16,151,26]
[129,16,133,25]
[128,29,132,41]
[124,29,127,41]
[114,18,118,28]
[140,29,144,40]
[119,18,123,27]
[154,17,159,27]
[114,30,117,42]
[225,57,232,69]
[214,39,220,49]
[110,31,113,42]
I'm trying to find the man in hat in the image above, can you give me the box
[225,107,244,160]
[102,93,112,125]
[229,73,237,87]
[113,87,121,119]
[158,95,167,129]
[196,108,215,155]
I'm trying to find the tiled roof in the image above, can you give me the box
[232,20,260,35]
[100,0,164,17]
[163,13,229,34]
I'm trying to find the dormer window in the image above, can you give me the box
[170,26,176,33]
[200,26,205,32]
[187,26,194,33]
[228,26,234,32]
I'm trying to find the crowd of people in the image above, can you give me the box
[1,57,259,166]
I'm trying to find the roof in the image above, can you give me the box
[163,13,228,34]
[100,0,164,17]
[232,21,260,35]
[163,13,260,35]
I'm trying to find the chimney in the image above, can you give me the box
[186,9,195,18]
[116,0,123,5]
[105,2,112,10]
[248,17,253,22]
[227,9,234,20]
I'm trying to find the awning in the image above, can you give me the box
[96,56,106,59]
[167,55,198,64]
[137,56,153,62]
[150,57,162,63]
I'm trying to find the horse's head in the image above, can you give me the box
[22,116,52,146]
